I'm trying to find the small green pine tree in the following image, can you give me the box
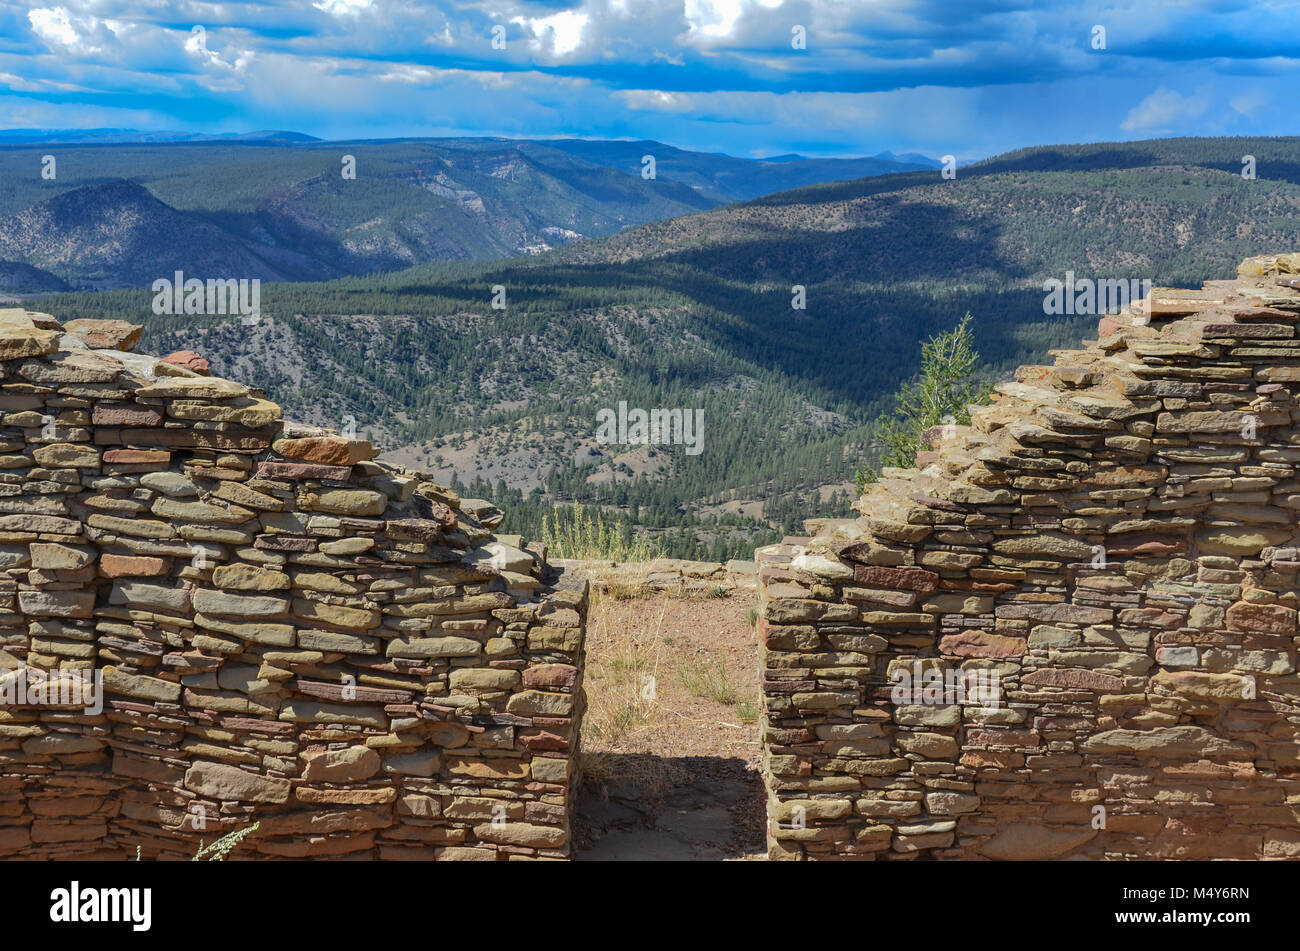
[855,312,992,492]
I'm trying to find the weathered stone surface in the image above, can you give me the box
[109,581,191,612]
[759,256,1300,862]
[160,349,211,375]
[255,461,352,481]
[1021,668,1122,691]
[184,762,290,803]
[193,589,288,617]
[212,563,291,592]
[450,667,522,691]
[991,533,1095,559]
[194,614,295,647]
[64,319,143,351]
[301,746,382,783]
[0,309,588,862]
[506,690,574,716]
[18,590,95,618]
[291,598,379,630]
[1226,601,1296,635]
[978,823,1096,860]
[30,543,94,570]
[274,436,374,466]
[302,489,387,516]
[852,565,939,591]
[386,636,479,658]
[0,312,60,360]
[32,443,100,468]
[472,821,566,848]
[1078,726,1252,756]
[134,377,249,399]
[99,553,167,577]
[102,666,181,703]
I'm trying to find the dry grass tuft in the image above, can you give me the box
[577,590,763,814]
[677,655,741,706]
[579,601,677,795]
[594,577,655,601]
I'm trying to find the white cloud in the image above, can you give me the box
[515,9,591,58]
[379,64,449,84]
[0,72,46,92]
[313,0,373,17]
[683,0,784,43]
[185,26,255,76]
[684,0,746,41]
[28,7,97,54]
[618,89,693,111]
[1120,86,1209,133]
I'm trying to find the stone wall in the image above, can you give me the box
[552,557,758,595]
[0,309,587,860]
[760,255,1300,860]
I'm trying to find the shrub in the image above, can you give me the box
[541,500,662,562]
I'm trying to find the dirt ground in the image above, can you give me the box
[572,587,766,860]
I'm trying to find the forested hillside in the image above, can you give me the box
[37,136,1300,557]
[0,136,927,290]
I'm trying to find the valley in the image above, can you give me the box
[32,135,1300,558]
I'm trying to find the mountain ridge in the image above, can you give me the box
[36,135,1300,557]
[0,136,926,287]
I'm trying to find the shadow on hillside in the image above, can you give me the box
[574,753,765,861]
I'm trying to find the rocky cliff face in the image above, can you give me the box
[0,309,586,860]
[759,254,1300,860]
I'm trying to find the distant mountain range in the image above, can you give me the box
[39,135,1300,558]
[0,129,321,144]
[524,139,939,201]
[0,133,933,291]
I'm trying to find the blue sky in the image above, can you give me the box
[0,0,1297,160]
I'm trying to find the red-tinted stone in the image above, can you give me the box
[217,716,295,736]
[1106,531,1188,556]
[293,679,413,704]
[1244,632,1292,651]
[1117,607,1184,628]
[186,466,246,480]
[1021,668,1123,691]
[1226,601,1297,635]
[254,461,352,481]
[961,750,1025,770]
[99,554,169,578]
[103,449,170,464]
[92,405,162,427]
[518,729,569,752]
[522,664,578,688]
[160,350,211,375]
[275,436,374,466]
[966,729,1040,749]
[254,535,317,552]
[531,716,572,728]
[852,565,940,592]
[938,631,1026,658]
[1097,316,1127,338]
[94,428,273,451]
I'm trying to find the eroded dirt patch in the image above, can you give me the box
[573,590,764,860]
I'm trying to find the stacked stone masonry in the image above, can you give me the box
[760,254,1300,860]
[0,309,587,860]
